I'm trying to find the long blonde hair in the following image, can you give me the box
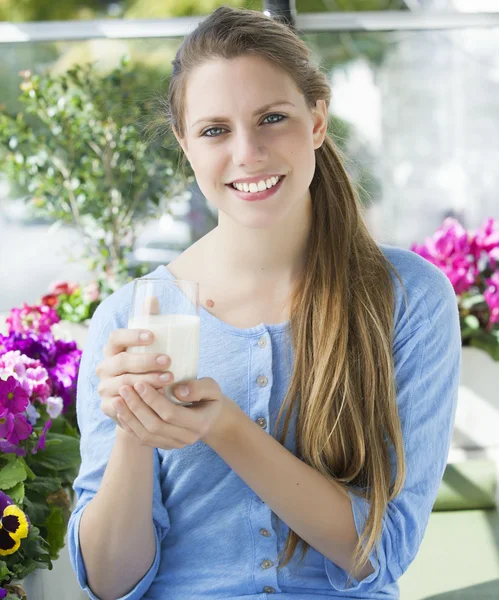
[163,5,408,587]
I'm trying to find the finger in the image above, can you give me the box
[103,328,155,358]
[141,295,160,316]
[116,413,133,433]
[119,351,171,376]
[106,371,174,396]
[119,384,189,441]
[172,377,221,404]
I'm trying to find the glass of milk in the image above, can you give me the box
[126,277,200,407]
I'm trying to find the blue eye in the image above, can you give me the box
[201,113,286,138]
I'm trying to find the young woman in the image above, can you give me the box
[68,6,462,600]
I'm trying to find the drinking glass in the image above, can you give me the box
[126,277,200,407]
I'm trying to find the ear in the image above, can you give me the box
[173,128,190,163]
[311,99,328,150]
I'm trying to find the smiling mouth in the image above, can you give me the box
[229,175,284,194]
[226,175,285,202]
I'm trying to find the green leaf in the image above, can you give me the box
[469,333,499,361]
[2,481,25,505]
[30,433,80,472]
[18,525,51,567]
[460,294,486,310]
[464,315,480,330]
[44,506,65,558]
[0,459,27,489]
[25,476,62,497]
[23,494,50,526]
[18,457,36,481]
[0,559,11,580]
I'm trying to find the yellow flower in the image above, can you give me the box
[0,504,29,556]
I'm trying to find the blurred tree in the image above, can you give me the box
[0,0,102,22]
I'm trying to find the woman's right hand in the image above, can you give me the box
[96,329,173,428]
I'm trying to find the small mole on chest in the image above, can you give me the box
[206,299,215,308]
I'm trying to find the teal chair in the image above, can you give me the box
[399,460,499,599]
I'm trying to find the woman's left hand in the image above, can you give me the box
[112,377,240,450]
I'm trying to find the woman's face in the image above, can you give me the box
[175,54,328,229]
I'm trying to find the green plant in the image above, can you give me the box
[0,305,83,598]
[0,57,191,296]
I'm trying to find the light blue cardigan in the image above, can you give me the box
[67,243,462,599]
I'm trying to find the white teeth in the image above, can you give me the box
[232,176,281,193]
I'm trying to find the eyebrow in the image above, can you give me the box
[190,101,295,129]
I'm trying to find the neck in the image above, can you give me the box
[211,193,312,284]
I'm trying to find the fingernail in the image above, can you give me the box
[160,373,172,382]
[119,386,129,399]
[157,355,168,366]
[177,385,189,397]
[139,331,151,341]
[135,383,145,394]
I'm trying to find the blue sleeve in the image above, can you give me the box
[67,298,171,600]
[324,266,462,592]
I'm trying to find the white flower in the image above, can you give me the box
[46,396,64,419]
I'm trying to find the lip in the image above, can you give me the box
[226,175,285,202]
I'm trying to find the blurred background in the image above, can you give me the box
[1,0,498,312]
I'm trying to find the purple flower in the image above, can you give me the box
[0,587,7,599]
[0,439,26,456]
[32,419,52,454]
[6,413,32,445]
[48,349,81,412]
[0,406,14,439]
[0,331,57,365]
[0,376,29,414]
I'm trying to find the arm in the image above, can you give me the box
[79,429,156,600]
[205,406,375,580]
[67,299,171,600]
[205,263,461,592]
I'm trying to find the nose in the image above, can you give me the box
[231,128,268,167]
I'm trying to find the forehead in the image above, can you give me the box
[183,55,301,125]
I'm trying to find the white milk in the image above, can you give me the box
[127,314,200,405]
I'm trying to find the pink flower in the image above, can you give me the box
[411,218,476,295]
[0,376,29,414]
[48,281,79,296]
[6,413,32,445]
[470,218,499,265]
[484,272,499,325]
[6,303,60,335]
[0,375,33,446]
[0,351,51,403]
[83,281,100,303]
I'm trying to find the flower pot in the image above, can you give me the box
[452,346,499,451]
[18,536,88,600]
[17,494,86,600]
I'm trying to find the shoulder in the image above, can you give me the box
[378,243,458,330]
